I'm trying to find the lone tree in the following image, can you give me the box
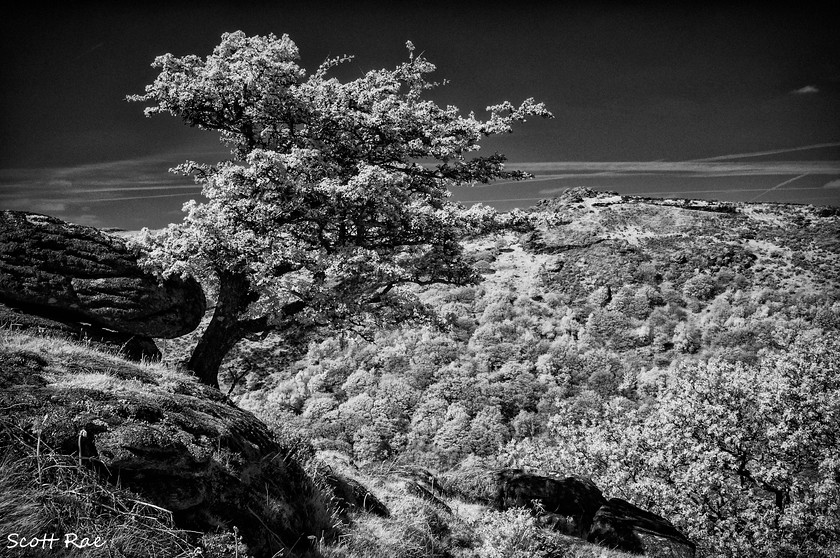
[130,31,551,388]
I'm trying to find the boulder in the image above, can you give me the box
[439,463,502,504]
[587,498,695,557]
[0,337,332,557]
[0,211,205,338]
[0,301,160,361]
[495,469,606,534]
[440,466,605,534]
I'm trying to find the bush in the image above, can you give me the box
[682,273,718,301]
[474,508,546,558]
[321,495,455,558]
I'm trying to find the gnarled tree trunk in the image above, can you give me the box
[188,271,252,388]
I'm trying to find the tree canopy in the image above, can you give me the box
[130,31,551,387]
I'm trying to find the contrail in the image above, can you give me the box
[456,197,547,203]
[691,142,840,162]
[748,174,809,202]
[74,185,202,193]
[486,171,626,188]
[89,192,198,202]
[505,160,840,177]
[538,186,829,197]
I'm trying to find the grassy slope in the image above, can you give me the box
[0,331,208,557]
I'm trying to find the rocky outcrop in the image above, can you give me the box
[441,465,693,554]
[0,340,331,557]
[440,466,605,535]
[494,469,606,535]
[0,211,205,340]
[587,498,696,557]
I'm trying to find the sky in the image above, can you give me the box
[1,2,839,230]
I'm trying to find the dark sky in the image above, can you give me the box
[1,2,839,229]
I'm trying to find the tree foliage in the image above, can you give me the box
[505,334,840,557]
[130,31,551,386]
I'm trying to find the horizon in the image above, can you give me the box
[1,3,838,229]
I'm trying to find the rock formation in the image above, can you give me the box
[494,469,606,535]
[0,211,206,359]
[588,498,696,557]
[0,341,331,557]
[441,465,694,554]
[395,466,452,513]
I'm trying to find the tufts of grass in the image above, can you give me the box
[0,418,197,557]
[318,497,458,558]
[0,328,256,557]
[0,415,256,558]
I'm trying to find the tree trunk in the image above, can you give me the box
[187,271,252,389]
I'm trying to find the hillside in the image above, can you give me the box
[1,328,649,558]
[194,188,840,557]
[4,189,838,557]
[214,188,839,414]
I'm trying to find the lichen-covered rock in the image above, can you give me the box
[0,211,205,338]
[0,336,332,557]
[587,498,695,557]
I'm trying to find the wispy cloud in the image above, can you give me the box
[509,161,840,195]
[3,144,837,222]
[0,147,231,227]
[0,199,68,213]
[791,85,820,94]
[0,152,206,211]
[72,185,202,194]
[91,192,199,202]
[504,142,840,195]
[689,141,840,162]
[513,161,840,175]
[748,173,809,202]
